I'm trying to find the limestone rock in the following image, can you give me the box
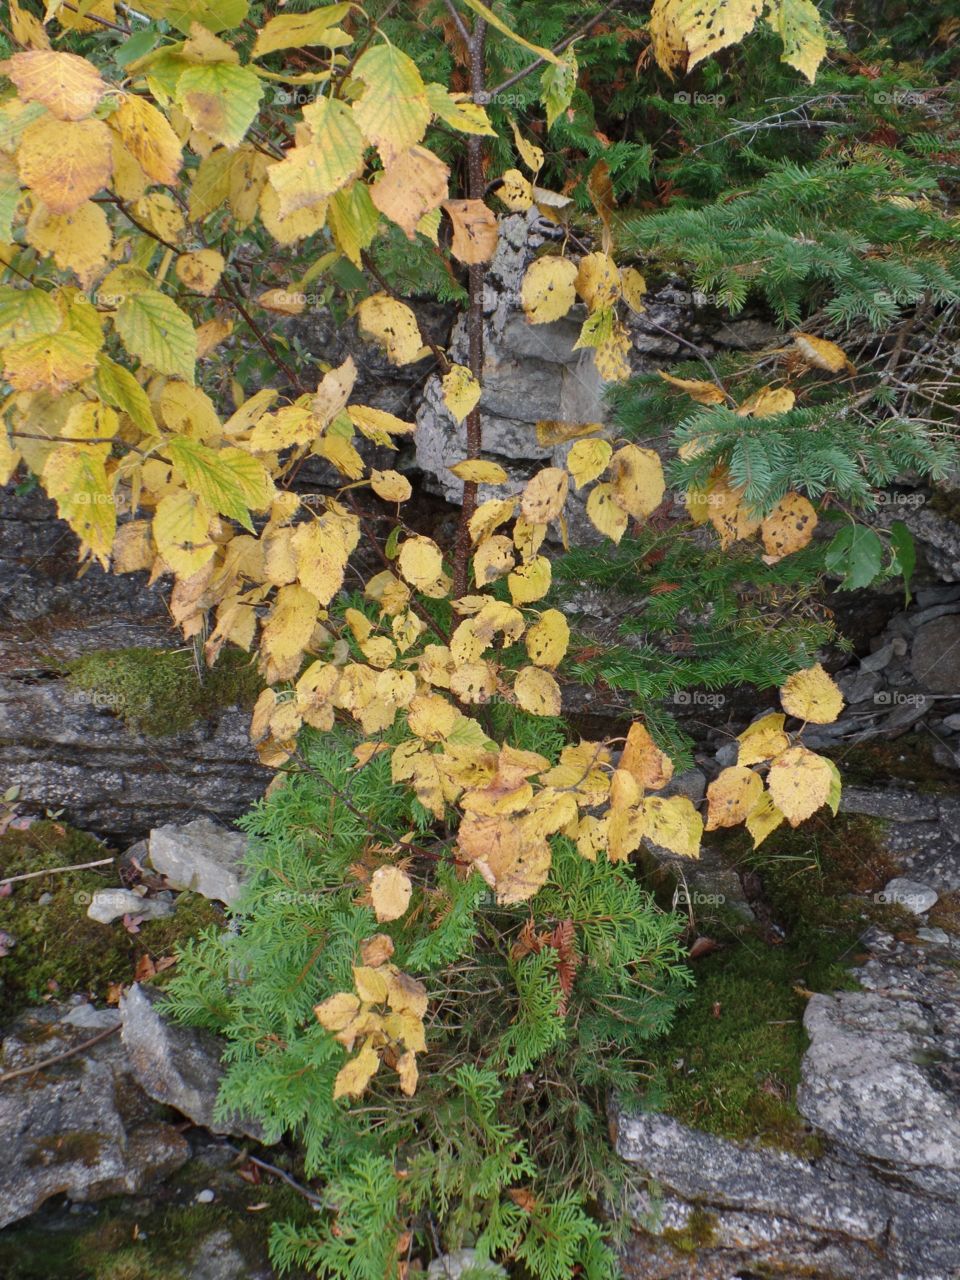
[0,1003,189,1228]
[149,817,248,904]
[87,888,175,924]
[427,1249,507,1279]
[879,876,939,914]
[119,983,265,1142]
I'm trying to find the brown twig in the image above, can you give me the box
[0,1024,120,1087]
[0,856,114,888]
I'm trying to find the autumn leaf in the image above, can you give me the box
[442,364,481,422]
[566,438,612,489]
[705,765,764,830]
[442,199,498,263]
[737,712,790,766]
[780,663,844,724]
[767,744,834,826]
[370,866,413,923]
[761,492,817,561]
[621,722,673,791]
[520,257,578,324]
[357,294,426,366]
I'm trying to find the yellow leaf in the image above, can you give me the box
[370,145,449,239]
[108,94,182,184]
[153,489,215,577]
[745,789,786,848]
[514,665,561,717]
[450,459,508,484]
[175,62,263,149]
[424,83,497,136]
[507,555,551,605]
[793,332,853,373]
[657,370,726,405]
[357,293,425,366]
[496,168,533,211]
[18,116,111,215]
[398,534,443,589]
[566,438,612,489]
[441,364,481,423]
[649,0,764,76]
[268,98,364,216]
[780,663,844,725]
[3,330,99,393]
[520,256,578,324]
[458,813,552,905]
[292,515,359,604]
[473,534,515,586]
[620,266,647,313]
[2,51,105,120]
[509,117,544,174]
[252,4,352,56]
[621,722,673,791]
[642,794,702,858]
[41,442,115,567]
[333,1041,380,1100]
[767,744,834,826]
[537,420,604,447]
[524,609,569,668]
[370,469,412,503]
[737,712,790,766]
[396,1049,419,1096]
[359,931,394,965]
[175,249,225,296]
[761,492,817,561]
[315,991,361,1032]
[7,0,50,49]
[327,180,379,266]
[575,252,621,310]
[370,866,413,923]
[25,202,111,280]
[256,287,304,316]
[260,583,320,682]
[449,660,498,704]
[705,765,764,830]
[521,466,568,523]
[259,180,327,245]
[352,43,430,165]
[736,385,796,417]
[457,0,564,64]
[765,0,827,82]
[469,497,516,543]
[441,198,498,264]
[513,516,547,562]
[585,482,628,543]
[609,444,665,520]
[347,403,416,443]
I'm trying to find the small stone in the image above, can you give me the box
[428,1250,507,1279]
[196,1189,215,1204]
[714,742,738,768]
[942,713,960,732]
[149,817,248,905]
[917,927,951,946]
[837,669,881,703]
[878,877,938,915]
[911,614,960,693]
[860,642,895,673]
[87,888,174,925]
[37,892,53,906]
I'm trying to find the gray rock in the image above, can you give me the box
[917,927,951,946]
[427,1249,507,1279]
[839,786,939,822]
[880,876,939,914]
[942,712,960,731]
[119,983,266,1142]
[837,668,881,703]
[149,817,248,904]
[660,768,707,806]
[860,641,897,672]
[185,1227,273,1280]
[0,1004,189,1228]
[911,614,960,692]
[710,318,781,348]
[87,887,175,924]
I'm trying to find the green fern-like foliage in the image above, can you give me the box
[165,722,691,1280]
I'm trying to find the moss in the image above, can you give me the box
[928,891,960,937]
[642,813,905,1154]
[0,821,223,1023]
[65,646,262,737]
[26,1132,107,1169]
[829,737,958,794]
[660,1207,718,1253]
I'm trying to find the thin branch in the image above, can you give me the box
[442,0,473,47]
[221,278,308,395]
[486,0,618,100]
[60,0,132,32]
[0,856,114,888]
[0,1024,120,1086]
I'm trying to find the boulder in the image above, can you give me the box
[149,817,248,905]
[0,1002,189,1228]
[911,614,960,692]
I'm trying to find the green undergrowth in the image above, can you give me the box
[0,821,222,1024]
[65,646,262,737]
[827,736,960,795]
[642,813,906,1154]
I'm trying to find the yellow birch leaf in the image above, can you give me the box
[175,63,263,149]
[256,288,304,316]
[441,364,481,423]
[268,98,364,215]
[745,789,786,848]
[108,94,182,184]
[424,83,497,135]
[736,385,796,417]
[398,534,444,590]
[458,813,551,905]
[457,0,563,64]
[333,1041,380,1099]
[260,583,320,682]
[496,168,533,211]
[585,482,628,543]
[705,765,764,830]
[593,317,632,382]
[25,202,111,279]
[252,4,352,56]
[566,438,612,489]
[520,256,578,324]
[761,492,817,561]
[396,1049,419,1097]
[328,180,379,266]
[449,459,508,484]
[352,43,430,165]
[473,534,515,586]
[524,609,569,668]
[513,516,547,562]
[315,991,361,1032]
[657,370,726,405]
[259,181,327,245]
[370,469,412,503]
[2,51,105,120]
[357,293,425,366]
[7,0,50,49]
[3,330,99,392]
[370,866,413,923]
[521,466,568,523]
[153,489,215,577]
[347,403,416,443]
[642,794,702,858]
[620,266,647,313]
[737,712,790,766]
[509,117,544,174]
[407,691,458,742]
[41,443,115,567]
[780,663,844,724]
[621,722,674,790]
[442,198,498,264]
[767,744,834,826]
[575,252,621,310]
[649,0,763,76]
[793,332,854,373]
[369,145,449,239]
[469,497,516,543]
[18,116,111,215]
[507,556,551,605]
[609,444,665,520]
[514,665,561,717]
[575,814,608,861]
[175,249,224,296]
[449,660,497,704]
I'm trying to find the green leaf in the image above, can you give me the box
[167,434,272,531]
[0,161,19,243]
[824,525,884,589]
[889,519,916,604]
[95,355,159,436]
[115,290,197,383]
[328,182,380,268]
[114,28,159,68]
[352,43,430,162]
[540,47,578,130]
[175,63,263,148]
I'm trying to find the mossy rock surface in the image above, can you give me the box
[65,647,262,738]
[0,821,223,1023]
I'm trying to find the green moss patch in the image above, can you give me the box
[829,737,958,794]
[0,821,223,1023]
[642,814,905,1154]
[66,647,262,737]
